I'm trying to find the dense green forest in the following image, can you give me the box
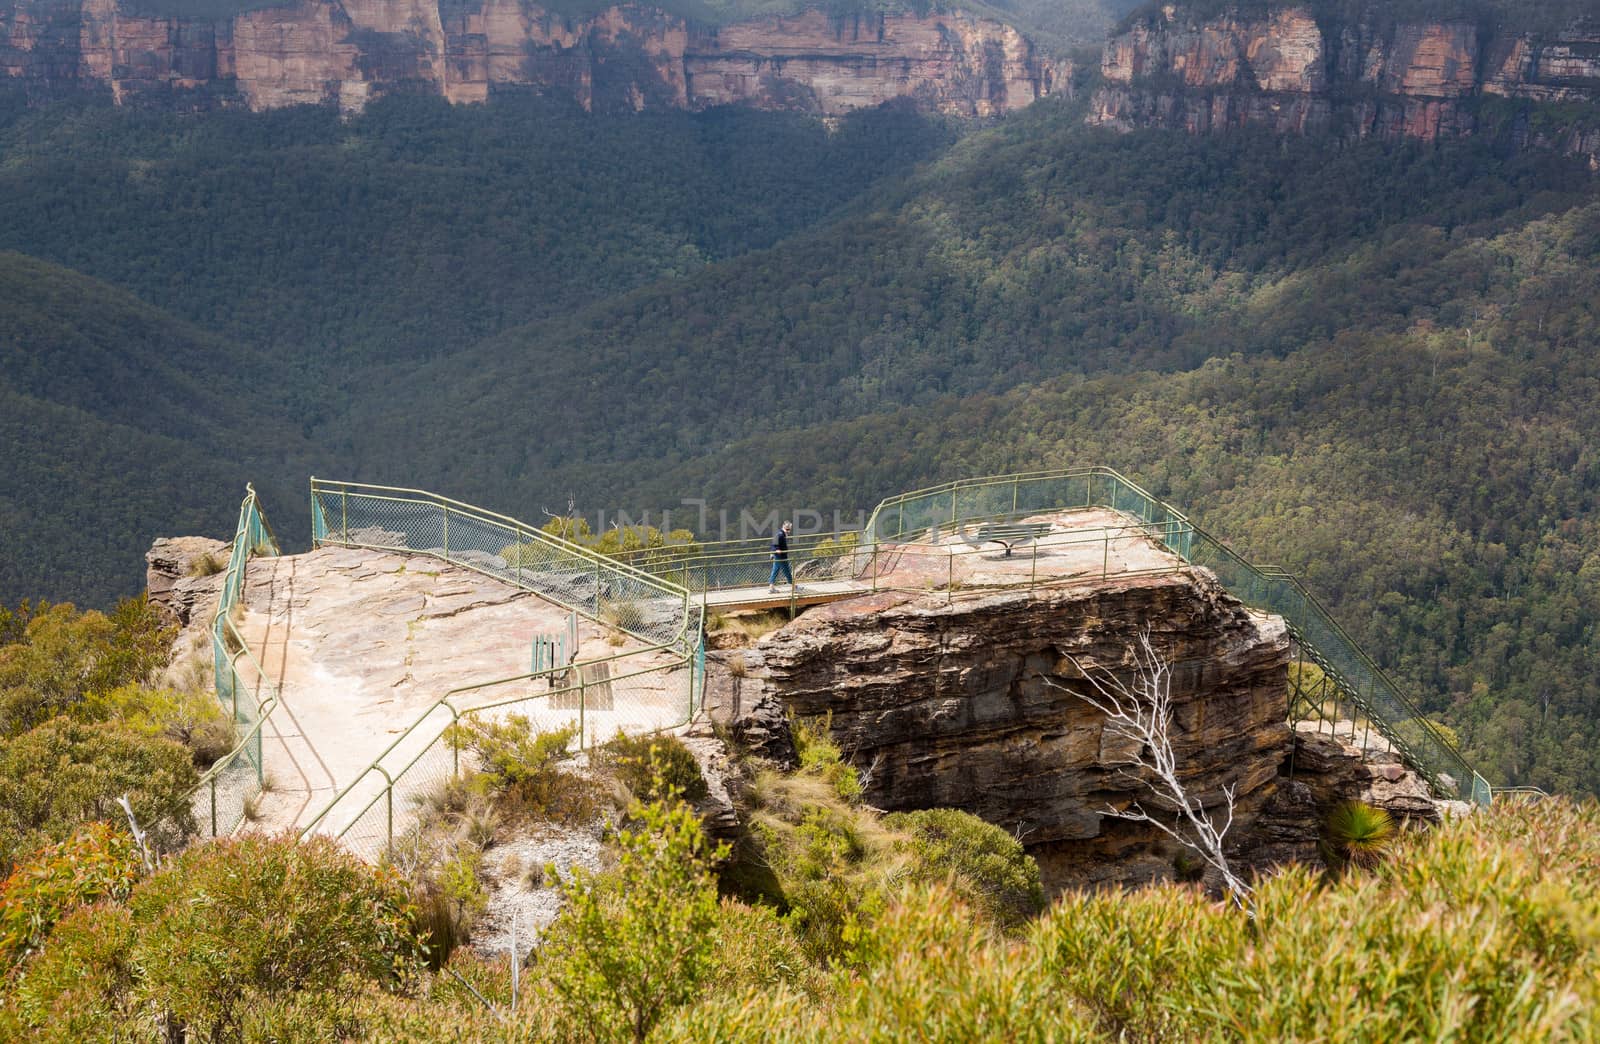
[2,76,1600,794]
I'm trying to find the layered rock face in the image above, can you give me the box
[0,0,1070,115]
[1091,6,1600,167]
[725,572,1293,890]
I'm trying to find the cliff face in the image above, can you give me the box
[1091,6,1600,167]
[0,0,1070,115]
[716,572,1295,890]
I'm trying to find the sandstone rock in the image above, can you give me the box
[2,0,1070,117]
[145,535,229,628]
[748,569,1292,891]
[1089,5,1600,167]
[702,648,797,770]
[679,732,743,839]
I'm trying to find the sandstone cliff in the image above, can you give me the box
[1090,5,1600,167]
[0,0,1070,115]
[708,571,1297,890]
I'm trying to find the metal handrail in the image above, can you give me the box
[310,478,691,598]
[147,486,285,845]
[296,643,688,843]
[844,464,1488,804]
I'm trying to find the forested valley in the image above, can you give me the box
[1,74,1598,794]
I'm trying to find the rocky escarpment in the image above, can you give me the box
[709,572,1296,891]
[0,0,1070,115]
[1091,5,1600,168]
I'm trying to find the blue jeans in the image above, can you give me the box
[769,558,793,586]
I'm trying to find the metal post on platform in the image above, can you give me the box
[1103,531,1110,581]
[578,675,587,751]
[341,489,348,542]
[443,503,450,559]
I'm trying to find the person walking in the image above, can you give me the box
[768,520,794,593]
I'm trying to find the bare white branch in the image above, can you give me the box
[1054,628,1253,910]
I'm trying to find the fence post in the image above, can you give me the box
[443,503,450,559]
[210,780,218,837]
[579,674,587,751]
[386,786,394,856]
[1103,531,1110,580]
[341,489,348,542]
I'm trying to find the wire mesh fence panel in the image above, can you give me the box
[149,487,285,850]
[312,481,697,654]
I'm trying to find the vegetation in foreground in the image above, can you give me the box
[0,631,1594,1043]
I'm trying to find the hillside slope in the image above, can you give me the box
[0,253,312,602]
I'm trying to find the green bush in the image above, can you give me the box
[596,731,708,804]
[1322,799,1396,874]
[537,799,729,1042]
[0,718,197,873]
[2,902,143,1042]
[0,598,171,739]
[673,801,1600,1040]
[0,822,141,970]
[659,883,1087,1043]
[79,682,236,768]
[791,715,860,804]
[128,834,425,1039]
[746,774,893,966]
[445,717,596,824]
[885,808,1045,933]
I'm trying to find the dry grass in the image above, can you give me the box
[720,611,789,642]
[187,550,228,577]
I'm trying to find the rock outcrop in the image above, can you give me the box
[1090,5,1600,168]
[724,571,1293,891]
[1242,723,1463,870]
[0,0,1070,116]
[145,535,228,629]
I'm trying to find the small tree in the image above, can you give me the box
[538,799,728,1042]
[1057,628,1252,909]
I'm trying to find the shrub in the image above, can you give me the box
[746,773,895,966]
[79,683,236,767]
[659,884,1087,1043]
[129,833,425,1039]
[445,717,596,824]
[709,898,821,998]
[0,718,197,873]
[0,822,141,970]
[1322,800,1396,874]
[1029,800,1600,1041]
[0,598,171,738]
[884,808,1045,933]
[791,714,860,804]
[2,902,142,1042]
[595,731,708,804]
[187,551,227,578]
[537,799,729,1042]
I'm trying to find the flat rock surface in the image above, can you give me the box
[706,507,1188,611]
[235,547,682,837]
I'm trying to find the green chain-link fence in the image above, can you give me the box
[646,465,1487,805]
[861,466,1489,805]
[148,485,284,850]
[300,480,704,857]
